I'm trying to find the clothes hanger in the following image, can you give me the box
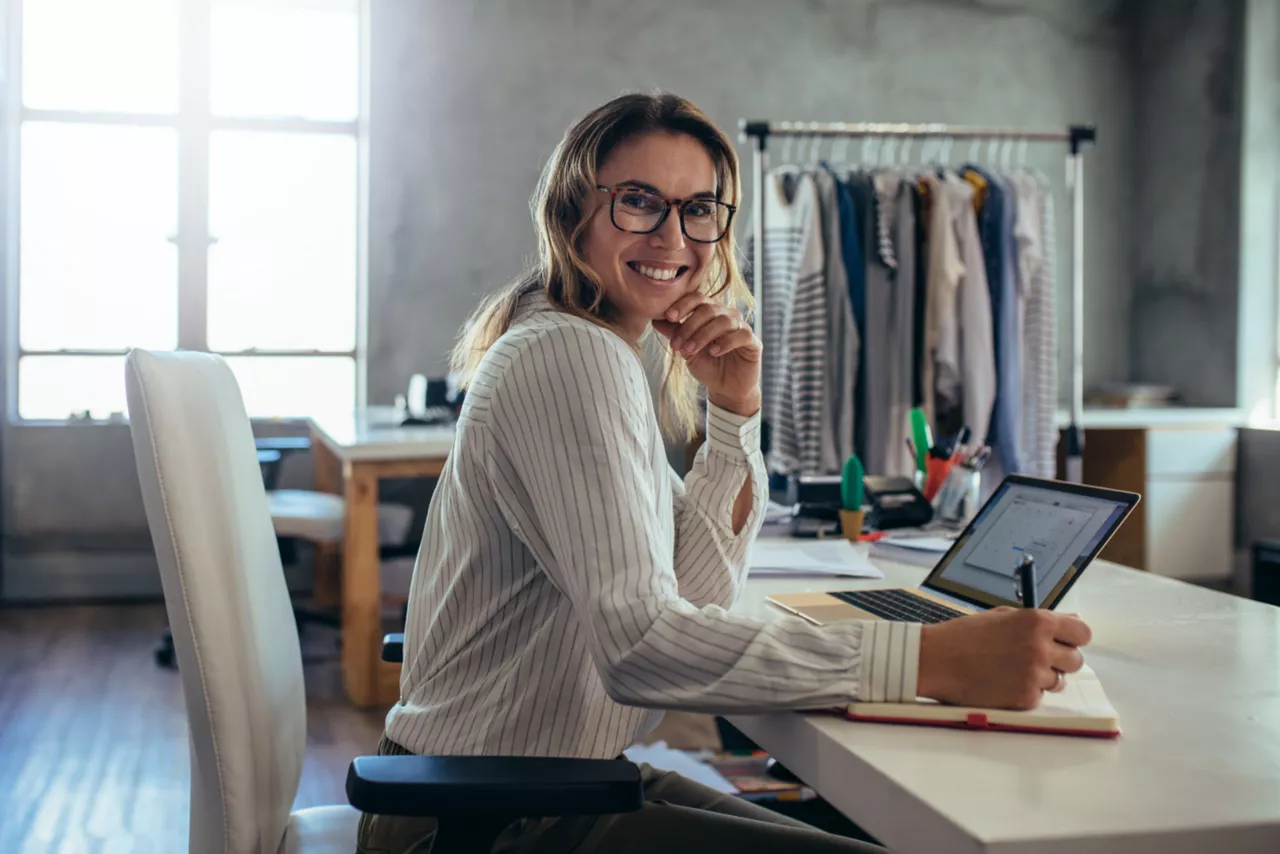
[834,134,850,167]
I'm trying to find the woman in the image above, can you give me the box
[359,92,1091,853]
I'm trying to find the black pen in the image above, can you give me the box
[1016,554,1038,608]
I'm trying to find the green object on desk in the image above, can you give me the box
[840,454,865,511]
[909,408,932,474]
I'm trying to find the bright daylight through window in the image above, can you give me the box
[13,0,363,422]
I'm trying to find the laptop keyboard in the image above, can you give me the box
[832,589,965,624]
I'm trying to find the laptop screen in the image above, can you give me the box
[923,477,1137,611]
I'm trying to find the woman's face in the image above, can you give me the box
[582,131,719,340]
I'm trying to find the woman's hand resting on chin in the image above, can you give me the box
[652,292,761,417]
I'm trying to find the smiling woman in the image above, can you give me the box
[450,92,752,443]
[358,93,897,854]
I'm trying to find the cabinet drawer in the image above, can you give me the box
[1145,479,1233,580]
[1145,428,1237,477]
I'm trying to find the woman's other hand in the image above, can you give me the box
[653,293,761,417]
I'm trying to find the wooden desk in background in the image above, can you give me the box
[308,408,454,707]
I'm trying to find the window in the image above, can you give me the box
[9,0,365,423]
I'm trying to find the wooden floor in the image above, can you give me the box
[0,603,386,854]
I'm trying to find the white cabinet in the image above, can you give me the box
[1061,420,1238,581]
[1145,428,1238,478]
[1145,478,1234,581]
[1144,427,1236,582]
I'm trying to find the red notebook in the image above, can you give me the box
[846,665,1120,739]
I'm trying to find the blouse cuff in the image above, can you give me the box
[858,621,922,703]
[705,403,763,460]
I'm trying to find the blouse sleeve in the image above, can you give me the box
[486,320,920,712]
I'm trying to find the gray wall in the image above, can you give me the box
[1129,0,1245,407]
[6,0,1248,600]
[366,0,1135,404]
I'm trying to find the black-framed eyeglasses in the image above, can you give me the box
[596,184,735,243]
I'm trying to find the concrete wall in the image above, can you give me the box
[3,0,1143,597]
[1128,0,1245,407]
[366,0,1135,403]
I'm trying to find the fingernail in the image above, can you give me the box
[709,345,722,356]
[667,309,678,320]
[682,341,696,354]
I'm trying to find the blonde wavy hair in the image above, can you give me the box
[450,92,751,442]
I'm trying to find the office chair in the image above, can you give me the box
[125,349,642,853]
[154,437,417,667]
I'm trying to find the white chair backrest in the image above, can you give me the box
[126,349,306,854]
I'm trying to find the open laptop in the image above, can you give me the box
[768,475,1140,625]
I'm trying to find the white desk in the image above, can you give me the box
[728,551,1280,853]
[307,407,455,706]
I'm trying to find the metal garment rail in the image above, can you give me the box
[739,119,1096,483]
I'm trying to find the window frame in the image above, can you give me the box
[3,0,370,424]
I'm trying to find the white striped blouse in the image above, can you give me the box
[384,291,921,760]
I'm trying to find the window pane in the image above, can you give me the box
[224,356,355,422]
[19,356,128,421]
[22,0,178,113]
[20,123,178,351]
[208,131,357,352]
[211,0,359,121]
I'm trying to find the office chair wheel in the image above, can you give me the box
[155,630,177,669]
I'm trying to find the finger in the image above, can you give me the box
[664,292,709,324]
[681,314,739,356]
[652,319,679,340]
[1048,643,1084,675]
[671,304,727,349]
[706,327,761,359]
[1050,614,1092,648]
[1047,669,1068,693]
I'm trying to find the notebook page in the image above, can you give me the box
[1026,664,1116,720]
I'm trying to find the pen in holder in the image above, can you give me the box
[932,464,981,527]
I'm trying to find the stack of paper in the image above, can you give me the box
[869,534,956,568]
[748,539,884,579]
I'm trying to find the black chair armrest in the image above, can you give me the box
[382,633,405,663]
[346,755,643,818]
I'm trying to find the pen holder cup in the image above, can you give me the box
[839,509,866,542]
[933,468,981,528]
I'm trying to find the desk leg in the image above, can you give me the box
[311,434,342,611]
[342,462,390,708]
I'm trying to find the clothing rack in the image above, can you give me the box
[738,119,1097,482]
